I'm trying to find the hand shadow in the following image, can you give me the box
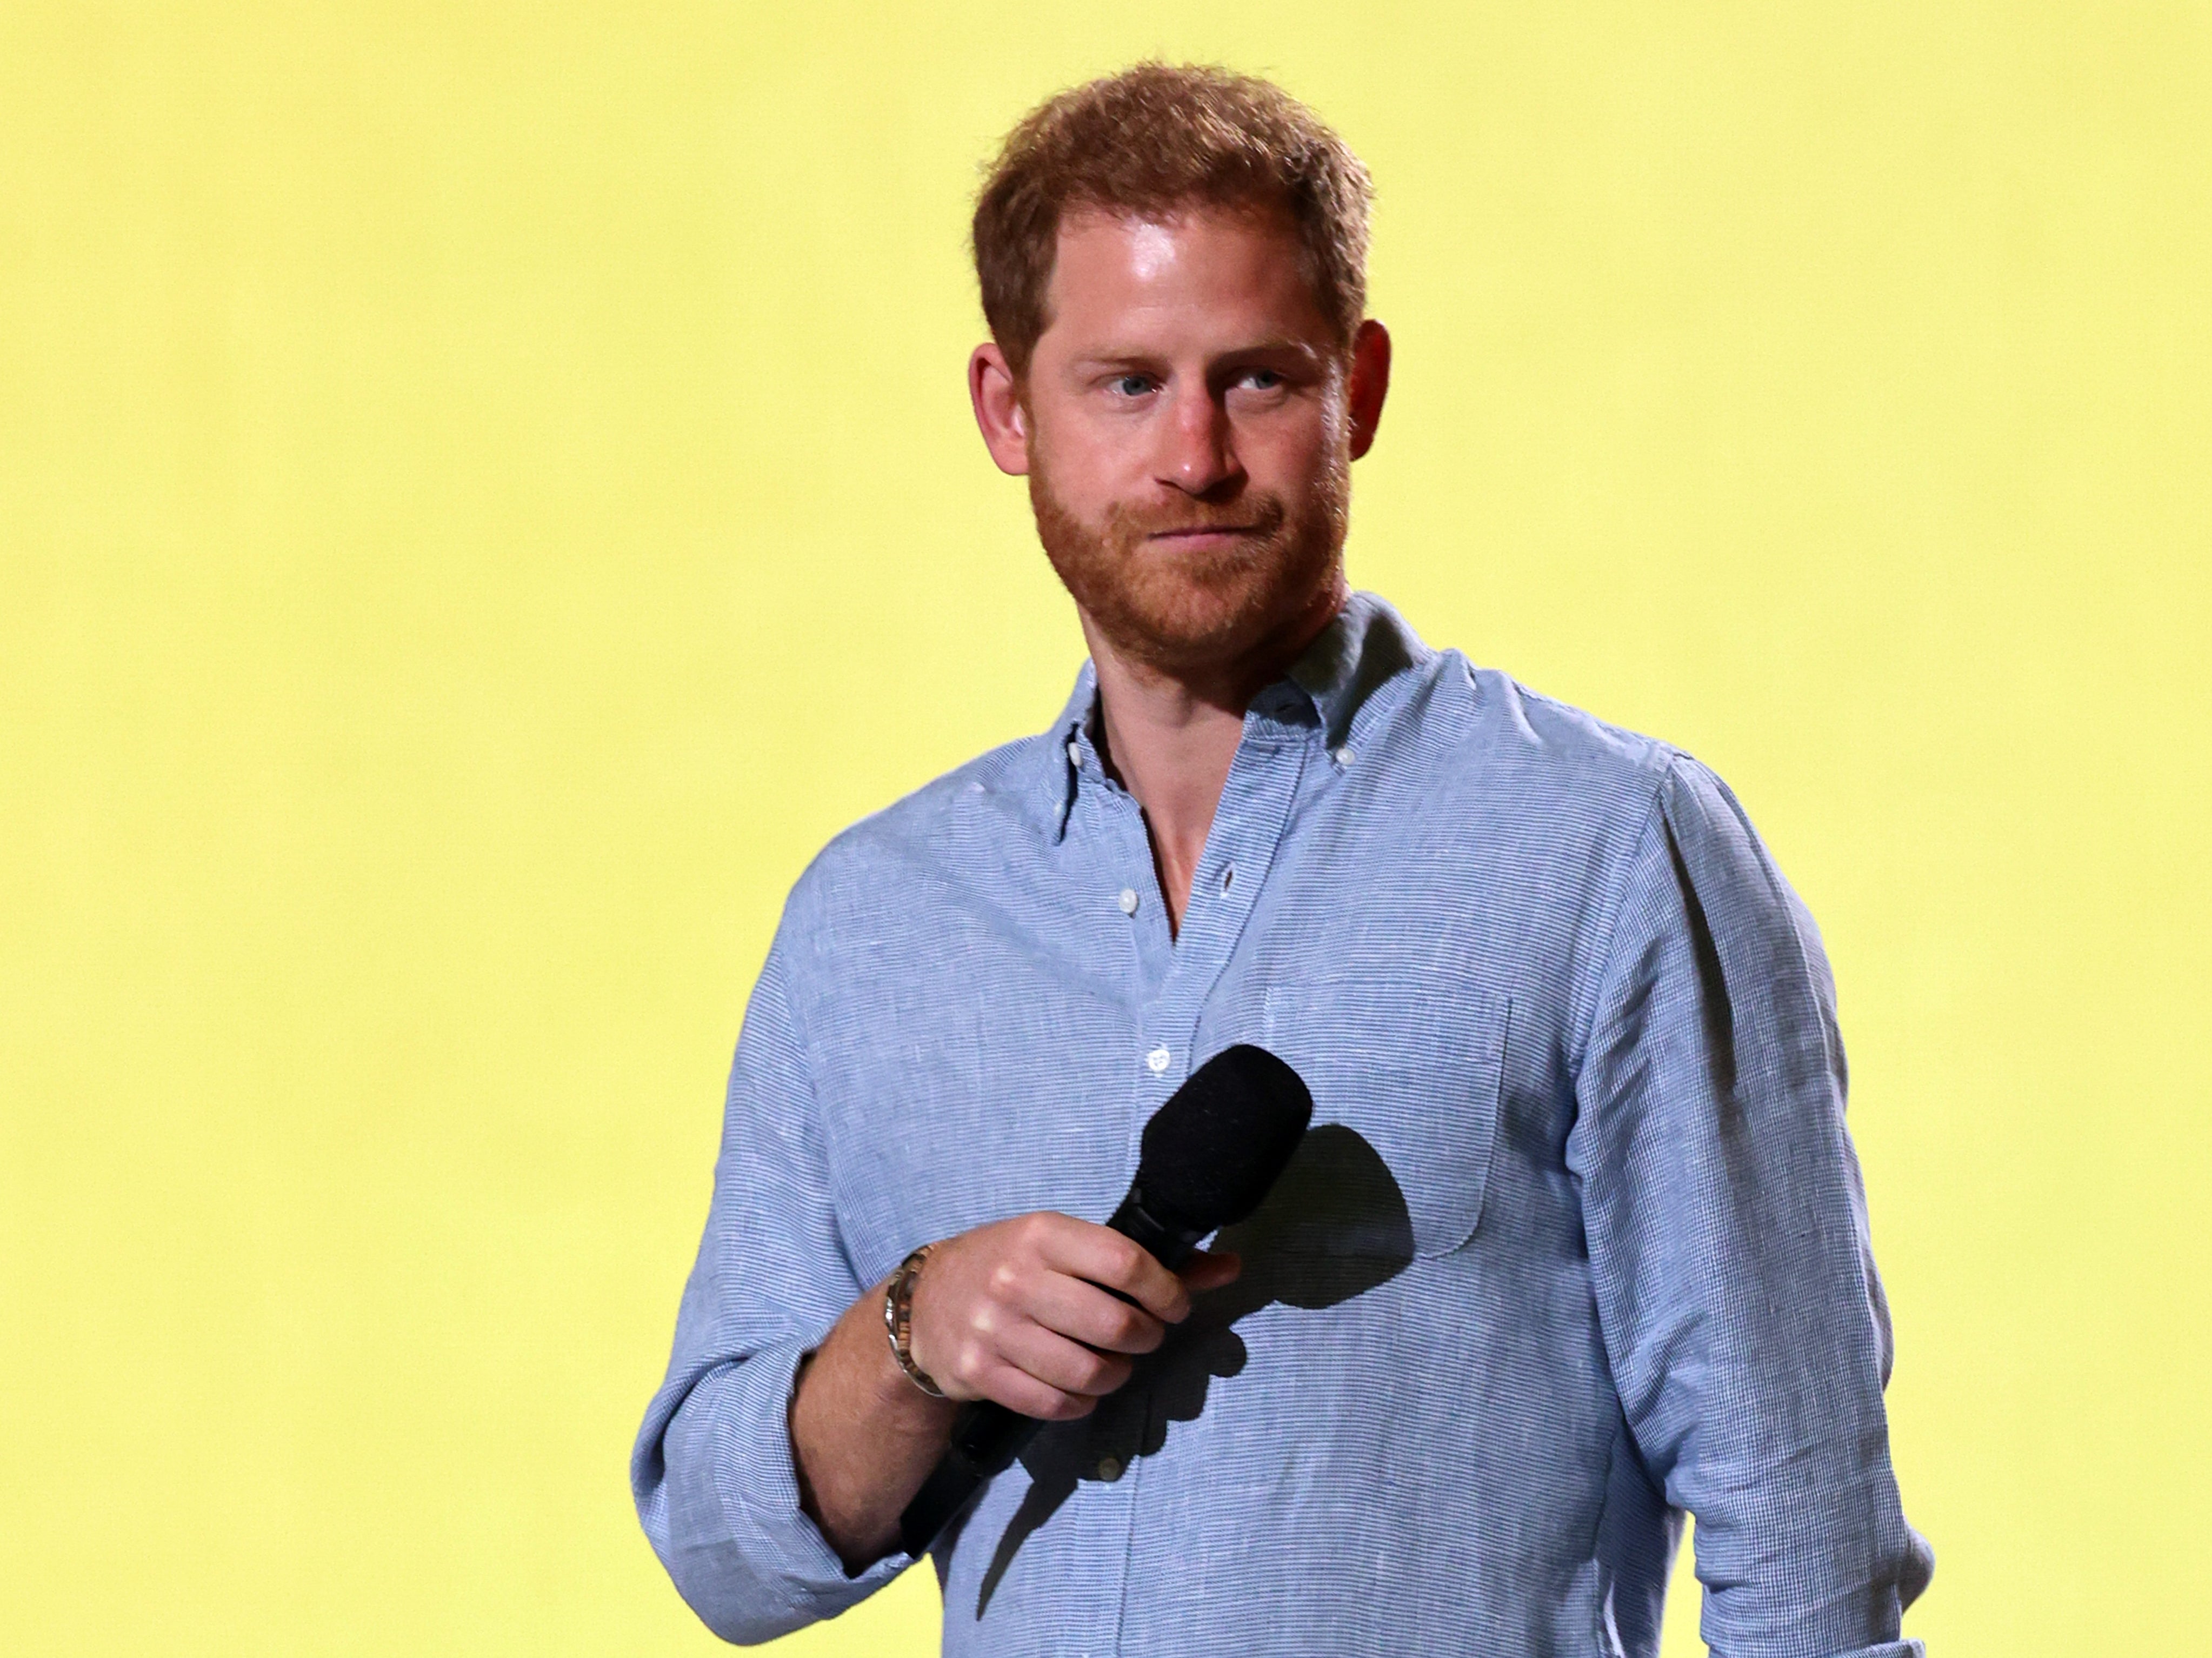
[972,1123,1414,1619]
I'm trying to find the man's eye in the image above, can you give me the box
[1243,369,1282,390]
[1111,374,1153,397]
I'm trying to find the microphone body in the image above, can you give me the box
[897,1044,1312,1557]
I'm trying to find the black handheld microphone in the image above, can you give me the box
[897,1043,1313,1556]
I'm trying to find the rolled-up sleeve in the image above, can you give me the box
[630,930,912,1644]
[1569,757,1934,1658]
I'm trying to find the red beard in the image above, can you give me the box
[1027,448,1349,677]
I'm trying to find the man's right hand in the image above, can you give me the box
[906,1211,1242,1420]
[788,1210,1237,1570]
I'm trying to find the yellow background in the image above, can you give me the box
[4,4,2205,1653]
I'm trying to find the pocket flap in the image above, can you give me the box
[1262,976,1509,1257]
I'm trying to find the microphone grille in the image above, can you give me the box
[1135,1044,1314,1233]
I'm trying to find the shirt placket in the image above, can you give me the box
[1080,696,1311,1656]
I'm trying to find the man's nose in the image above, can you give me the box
[1155,388,1242,496]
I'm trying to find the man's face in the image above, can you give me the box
[981,206,1377,679]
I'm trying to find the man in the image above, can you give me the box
[634,63,1931,1657]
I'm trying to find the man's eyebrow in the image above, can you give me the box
[1067,339,1327,369]
[1226,337,1327,357]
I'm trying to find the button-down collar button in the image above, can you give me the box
[1145,1045,1171,1074]
[1334,744,1356,768]
[1067,740,1083,766]
[1117,888,1139,916]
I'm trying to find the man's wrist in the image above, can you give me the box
[882,1244,947,1398]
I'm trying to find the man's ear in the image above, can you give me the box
[1347,319,1391,462]
[969,343,1031,476]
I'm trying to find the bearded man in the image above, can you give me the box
[632,63,1931,1658]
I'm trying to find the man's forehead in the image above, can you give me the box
[1041,201,1327,344]
[1052,198,1298,258]
[1115,218,1181,283]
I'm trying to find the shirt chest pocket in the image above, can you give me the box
[1261,974,1508,1257]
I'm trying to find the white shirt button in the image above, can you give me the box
[1118,888,1139,916]
[1067,741,1082,765]
[1334,744,1356,767]
[1145,1045,1171,1074]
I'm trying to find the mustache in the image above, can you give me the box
[1109,495,1289,540]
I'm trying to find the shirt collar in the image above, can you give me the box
[1282,590,1432,749]
[1032,590,1431,841]
[1040,658,1101,841]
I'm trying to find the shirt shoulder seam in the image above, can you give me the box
[1565,750,1686,1081]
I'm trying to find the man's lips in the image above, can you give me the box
[1145,524,1262,541]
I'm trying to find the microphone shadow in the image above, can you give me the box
[971,1123,1414,1619]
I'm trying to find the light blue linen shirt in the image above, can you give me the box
[632,593,1932,1657]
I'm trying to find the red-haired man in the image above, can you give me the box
[636,63,1930,1658]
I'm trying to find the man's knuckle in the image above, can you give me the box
[1024,1381,1067,1417]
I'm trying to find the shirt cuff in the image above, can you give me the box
[667,1339,914,1634]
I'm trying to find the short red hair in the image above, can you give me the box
[972,64,1374,376]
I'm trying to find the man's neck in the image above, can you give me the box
[1081,579,1346,936]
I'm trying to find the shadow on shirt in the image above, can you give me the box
[967,1123,1415,1619]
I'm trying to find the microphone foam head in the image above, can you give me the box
[1136,1044,1314,1233]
